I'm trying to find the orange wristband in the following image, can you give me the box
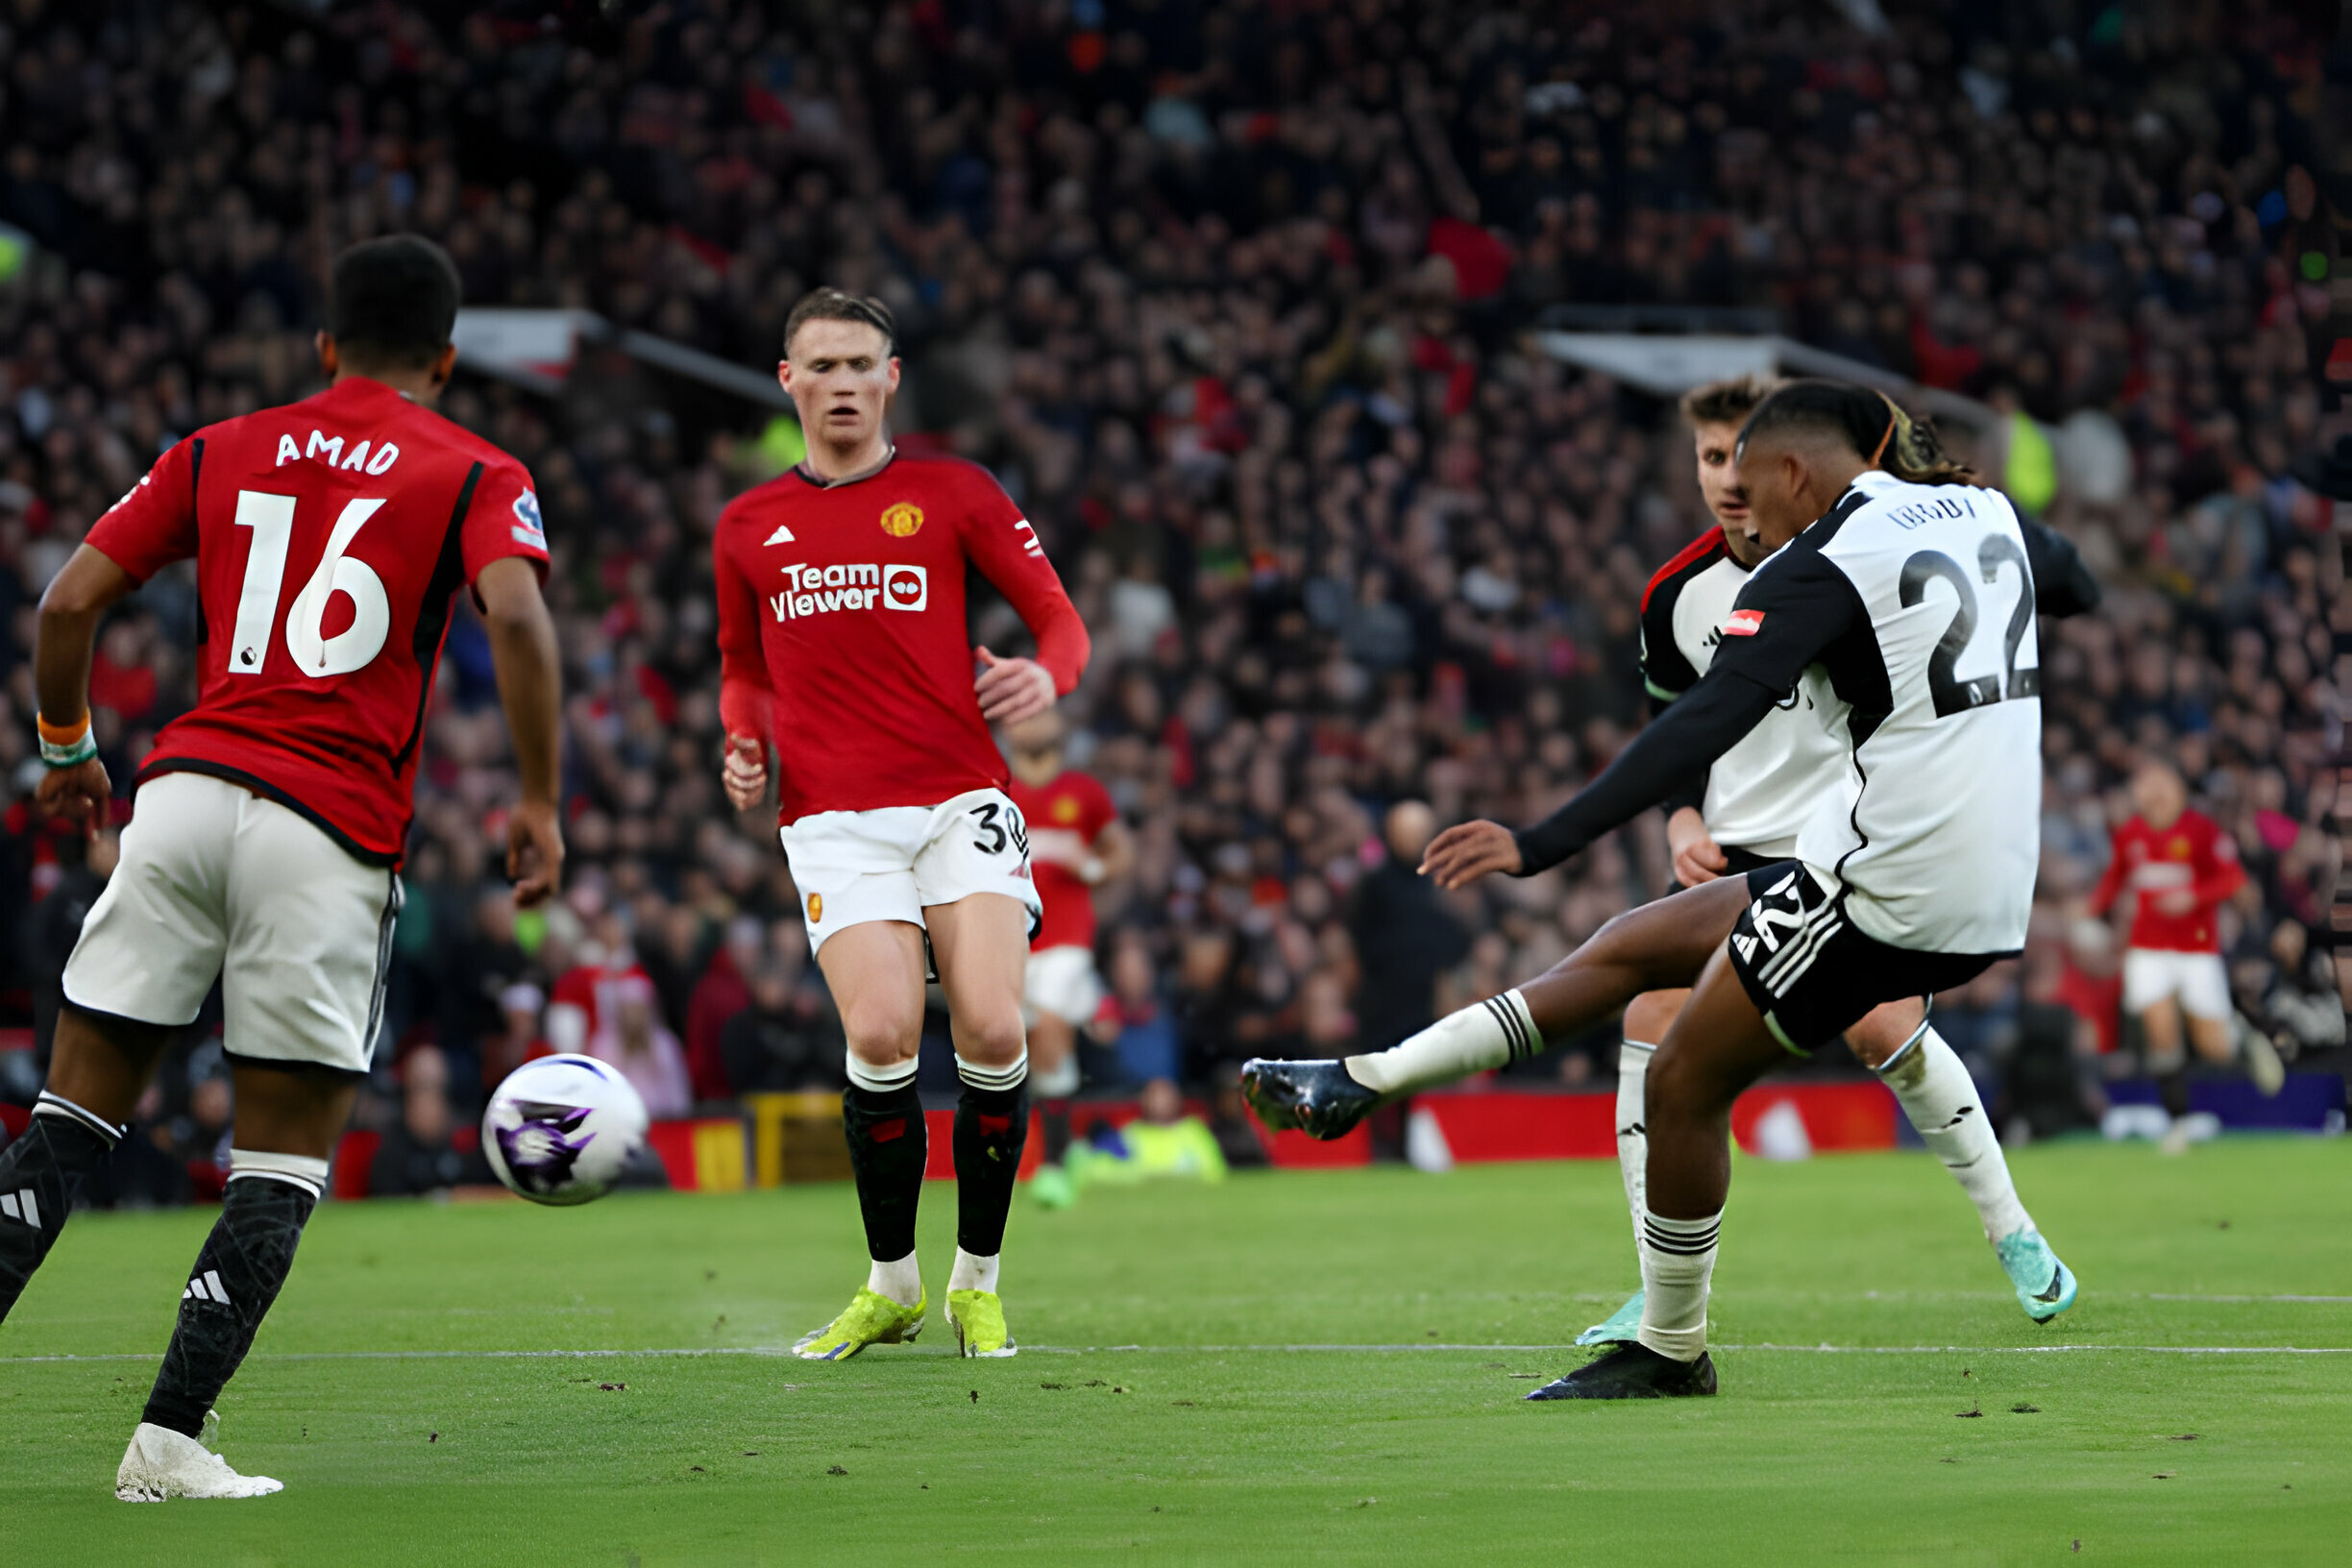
[37,712,90,747]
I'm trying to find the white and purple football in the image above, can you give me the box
[482,1055,649,1207]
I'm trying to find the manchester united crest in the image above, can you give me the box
[879,502,924,538]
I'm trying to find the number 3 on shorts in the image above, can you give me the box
[968,799,1030,861]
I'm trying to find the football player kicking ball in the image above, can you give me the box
[0,237,564,1496]
[1576,377,2093,1342]
[715,290,1090,1360]
[1249,382,2063,1398]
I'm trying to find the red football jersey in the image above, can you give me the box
[714,452,1089,822]
[1007,769,1116,951]
[85,378,548,865]
[2089,808,2243,953]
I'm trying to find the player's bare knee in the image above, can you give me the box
[953,1006,1027,1069]
[1625,991,1683,1044]
[841,997,922,1066]
[1844,999,1924,1070]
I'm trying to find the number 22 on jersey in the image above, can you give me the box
[232,489,392,678]
[1899,533,2037,719]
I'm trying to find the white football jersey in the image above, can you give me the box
[1639,530,1847,859]
[1722,471,2043,953]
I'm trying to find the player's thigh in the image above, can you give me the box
[814,919,930,1065]
[221,794,401,1075]
[2119,949,2184,1016]
[45,1006,177,1126]
[61,772,235,1032]
[1843,994,1929,1069]
[924,893,1032,1064]
[2171,954,2233,1024]
[231,1059,361,1162]
[2183,1009,2237,1063]
[1518,877,1751,1036]
[780,805,931,958]
[1651,948,1792,1118]
[1623,989,1689,1045]
[913,787,1041,946]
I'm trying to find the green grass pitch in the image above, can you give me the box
[3,1138,2346,1564]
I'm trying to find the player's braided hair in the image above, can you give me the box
[1737,380,1974,487]
[783,287,897,359]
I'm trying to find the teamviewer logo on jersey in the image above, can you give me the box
[882,565,927,612]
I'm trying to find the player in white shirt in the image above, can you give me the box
[1247,381,2089,1398]
[1563,379,2092,1347]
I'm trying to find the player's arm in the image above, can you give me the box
[37,440,202,828]
[712,517,775,811]
[32,545,141,829]
[2186,828,2246,907]
[966,484,1090,725]
[2086,838,2128,919]
[1638,577,1724,884]
[1424,551,1858,890]
[2018,515,2100,619]
[478,557,564,907]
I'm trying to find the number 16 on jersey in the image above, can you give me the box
[233,489,393,678]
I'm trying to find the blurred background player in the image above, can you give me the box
[715,290,1088,1360]
[1002,711,1131,1210]
[2092,760,2284,1152]
[0,236,563,1498]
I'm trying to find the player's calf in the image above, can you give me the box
[0,1091,121,1321]
[138,1152,326,1444]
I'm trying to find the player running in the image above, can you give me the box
[1574,377,2090,1341]
[715,289,1089,1360]
[2091,759,2283,1151]
[1248,381,2066,1398]
[1003,711,1133,1210]
[0,237,564,1497]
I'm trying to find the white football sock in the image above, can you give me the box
[946,1247,998,1295]
[1635,1209,1720,1361]
[1344,990,1540,1095]
[1874,1027,2033,1244]
[867,1248,921,1307]
[1615,1041,1655,1248]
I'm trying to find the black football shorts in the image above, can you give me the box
[1725,860,2008,1054]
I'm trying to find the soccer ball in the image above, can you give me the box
[481,1055,650,1206]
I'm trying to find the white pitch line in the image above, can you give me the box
[6,1341,2350,1365]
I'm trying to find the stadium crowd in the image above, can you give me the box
[0,0,2340,1195]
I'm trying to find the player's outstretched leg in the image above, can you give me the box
[1527,953,1785,1402]
[796,1054,929,1360]
[0,1091,121,1322]
[1244,880,1752,1140]
[1856,1010,2077,1323]
[118,1150,326,1500]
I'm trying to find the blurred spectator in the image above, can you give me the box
[483,983,549,1092]
[589,975,694,1120]
[684,916,764,1101]
[1349,800,1469,1054]
[1103,930,1181,1088]
[369,1045,492,1197]
[718,956,845,1094]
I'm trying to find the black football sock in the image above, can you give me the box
[141,1160,323,1438]
[843,1074,928,1266]
[952,1055,1029,1259]
[2152,1055,2192,1120]
[1041,1099,1072,1165]
[0,1092,121,1322]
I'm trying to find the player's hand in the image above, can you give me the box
[1419,819,1523,890]
[2154,888,2198,917]
[506,798,564,909]
[722,734,768,811]
[35,758,111,836]
[974,646,1056,725]
[1667,806,1729,886]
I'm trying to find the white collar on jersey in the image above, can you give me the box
[796,444,897,489]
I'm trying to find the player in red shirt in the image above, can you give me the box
[2090,760,2280,1146]
[715,290,1089,1360]
[1002,711,1133,1209]
[0,238,564,1501]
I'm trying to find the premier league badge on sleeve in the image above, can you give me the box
[512,488,548,549]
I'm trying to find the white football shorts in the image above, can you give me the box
[62,771,401,1074]
[1023,943,1104,1028]
[2120,947,2231,1022]
[780,786,1042,956]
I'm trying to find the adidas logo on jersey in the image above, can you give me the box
[0,1188,38,1228]
[763,524,796,545]
[770,562,926,621]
